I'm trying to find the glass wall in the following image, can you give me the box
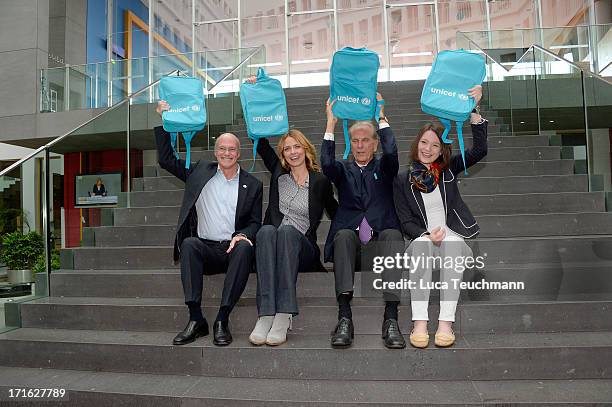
[86,0,608,88]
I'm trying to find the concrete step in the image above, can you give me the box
[19,296,612,334]
[1,328,611,380]
[113,192,604,227]
[2,366,609,405]
[122,192,606,225]
[133,160,577,191]
[51,245,612,299]
[64,234,612,270]
[102,210,612,239]
[127,174,590,207]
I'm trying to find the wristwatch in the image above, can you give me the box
[471,105,481,115]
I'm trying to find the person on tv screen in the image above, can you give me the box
[91,178,107,196]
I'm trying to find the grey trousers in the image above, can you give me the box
[332,228,404,300]
[255,224,316,316]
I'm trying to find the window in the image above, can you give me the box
[343,23,354,45]
[359,19,368,43]
[372,15,382,41]
[408,7,419,31]
[317,28,328,54]
[391,10,402,35]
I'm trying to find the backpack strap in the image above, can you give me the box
[455,121,468,175]
[181,130,197,169]
[342,119,351,160]
[374,99,384,123]
[438,118,453,144]
[169,132,180,159]
[257,67,267,80]
[249,136,259,172]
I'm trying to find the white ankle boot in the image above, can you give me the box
[249,316,274,345]
[266,313,292,346]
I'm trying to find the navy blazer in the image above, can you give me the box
[321,126,401,262]
[393,120,488,240]
[256,138,338,271]
[155,126,263,261]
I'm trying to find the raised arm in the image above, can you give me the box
[449,114,488,176]
[155,125,190,183]
[449,86,487,176]
[256,137,281,174]
[376,93,399,180]
[320,98,345,184]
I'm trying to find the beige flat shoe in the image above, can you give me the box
[434,331,455,347]
[409,331,430,348]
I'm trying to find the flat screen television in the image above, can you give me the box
[74,172,121,207]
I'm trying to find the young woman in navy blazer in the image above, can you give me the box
[393,86,487,348]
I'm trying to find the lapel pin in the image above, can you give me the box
[242,184,247,188]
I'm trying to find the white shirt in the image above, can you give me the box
[195,165,240,241]
[421,185,446,232]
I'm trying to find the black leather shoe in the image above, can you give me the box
[331,317,354,348]
[173,320,209,345]
[382,318,406,349]
[213,320,232,346]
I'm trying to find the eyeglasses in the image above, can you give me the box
[216,147,238,154]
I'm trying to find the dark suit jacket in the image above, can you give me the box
[257,138,338,271]
[155,126,263,261]
[320,126,401,262]
[393,120,488,240]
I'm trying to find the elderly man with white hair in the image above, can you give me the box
[321,93,405,350]
[155,100,263,347]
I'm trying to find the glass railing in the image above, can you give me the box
[458,24,612,77]
[40,46,266,112]
[458,32,612,193]
[1,46,264,331]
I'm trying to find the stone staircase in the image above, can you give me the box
[1,81,611,405]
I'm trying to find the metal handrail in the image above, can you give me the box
[0,69,181,178]
[41,47,262,71]
[457,32,612,85]
[207,46,264,93]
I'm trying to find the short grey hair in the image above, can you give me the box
[349,121,377,140]
[215,132,241,149]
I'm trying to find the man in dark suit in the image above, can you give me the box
[155,100,263,346]
[321,95,405,349]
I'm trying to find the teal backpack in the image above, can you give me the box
[159,76,206,169]
[421,50,485,174]
[330,47,383,159]
[240,68,289,171]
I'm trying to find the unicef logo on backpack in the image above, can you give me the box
[274,114,284,121]
[168,104,202,114]
[336,95,372,106]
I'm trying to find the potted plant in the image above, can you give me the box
[0,231,44,284]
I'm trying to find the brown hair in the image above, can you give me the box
[409,122,452,169]
[276,129,320,172]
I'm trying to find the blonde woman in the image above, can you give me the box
[249,130,338,346]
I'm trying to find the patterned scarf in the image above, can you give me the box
[409,161,441,193]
